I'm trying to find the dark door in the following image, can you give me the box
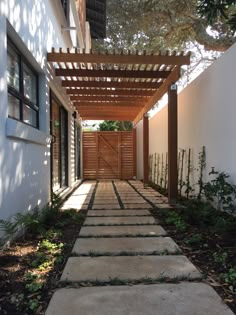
[74,122,81,180]
[50,92,68,192]
[60,107,68,187]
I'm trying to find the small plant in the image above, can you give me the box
[213,251,228,266]
[31,251,46,268]
[178,149,185,196]
[30,239,64,269]
[28,297,41,312]
[24,272,43,293]
[220,268,236,286]
[40,239,63,254]
[203,168,236,213]
[197,146,206,200]
[165,211,186,232]
[184,233,203,245]
[38,261,53,271]
[44,229,62,240]
[184,148,194,199]
[214,216,236,234]
[164,152,168,189]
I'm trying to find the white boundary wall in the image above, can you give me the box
[137,43,236,189]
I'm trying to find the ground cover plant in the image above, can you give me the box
[0,195,86,315]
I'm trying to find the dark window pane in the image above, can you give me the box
[7,46,20,91]
[23,104,37,127]
[23,64,37,103]
[61,0,69,20]
[8,94,20,119]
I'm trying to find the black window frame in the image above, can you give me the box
[7,38,39,129]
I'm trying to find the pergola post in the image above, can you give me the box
[143,113,149,187]
[168,84,178,204]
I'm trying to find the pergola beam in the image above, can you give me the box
[62,80,161,89]
[75,104,144,109]
[81,115,135,121]
[48,51,191,66]
[66,89,155,96]
[55,68,171,79]
[72,101,145,107]
[133,67,180,125]
[71,96,151,102]
[79,110,136,114]
[78,108,140,114]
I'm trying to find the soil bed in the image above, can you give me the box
[151,206,236,314]
[0,210,86,315]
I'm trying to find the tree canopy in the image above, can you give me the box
[99,121,132,131]
[95,0,236,52]
[198,0,236,31]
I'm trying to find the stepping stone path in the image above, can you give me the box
[46,180,234,315]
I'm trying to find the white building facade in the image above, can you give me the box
[0,0,90,223]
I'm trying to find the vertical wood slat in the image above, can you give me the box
[168,84,178,204]
[83,131,136,179]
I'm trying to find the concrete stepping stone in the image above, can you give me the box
[46,283,235,315]
[119,194,140,197]
[92,204,121,210]
[93,200,118,204]
[120,199,146,203]
[72,237,181,256]
[84,216,157,226]
[60,256,202,282]
[79,225,167,237]
[124,203,152,209]
[87,210,151,216]
[94,198,118,201]
[95,194,116,198]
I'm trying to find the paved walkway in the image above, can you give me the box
[46,180,234,315]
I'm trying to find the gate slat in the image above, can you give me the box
[83,131,136,179]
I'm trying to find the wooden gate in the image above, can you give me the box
[82,130,136,179]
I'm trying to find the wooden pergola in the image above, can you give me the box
[47,49,190,203]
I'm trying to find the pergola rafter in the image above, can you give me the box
[47,48,190,123]
[61,80,161,89]
[66,89,155,97]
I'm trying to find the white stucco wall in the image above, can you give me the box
[136,43,236,188]
[0,0,81,222]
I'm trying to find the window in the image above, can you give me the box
[61,0,70,22]
[7,40,39,128]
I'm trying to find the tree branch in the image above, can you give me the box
[192,21,236,51]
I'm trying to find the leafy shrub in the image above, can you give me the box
[184,234,203,245]
[203,169,236,213]
[0,194,62,243]
[165,211,186,232]
[220,268,236,286]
